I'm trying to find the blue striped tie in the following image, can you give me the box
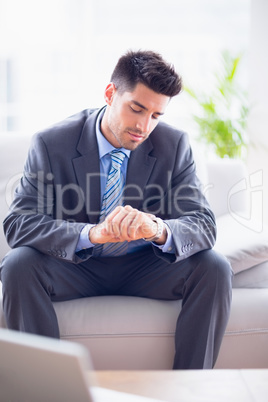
[97,150,128,256]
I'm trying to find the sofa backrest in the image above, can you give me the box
[0,135,31,261]
[205,158,249,218]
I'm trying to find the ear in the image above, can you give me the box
[104,82,116,106]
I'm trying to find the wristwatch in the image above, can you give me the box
[143,217,164,242]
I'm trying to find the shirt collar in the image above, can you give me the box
[96,108,131,159]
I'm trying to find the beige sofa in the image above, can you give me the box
[1,135,268,370]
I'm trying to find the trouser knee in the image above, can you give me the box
[191,249,233,291]
[0,246,45,289]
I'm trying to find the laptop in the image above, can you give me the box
[0,328,162,402]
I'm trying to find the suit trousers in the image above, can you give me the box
[0,246,233,369]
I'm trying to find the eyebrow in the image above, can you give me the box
[132,100,164,116]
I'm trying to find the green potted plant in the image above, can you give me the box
[184,51,249,159]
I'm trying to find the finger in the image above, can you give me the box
[120,208,139,240]
[106,205,124,221]
[126,210,157,239]
[129,212,158,239]
[145,213,156,220]
[105,206,129,238]
[125,210,144,239]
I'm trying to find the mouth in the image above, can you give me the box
[128,131,145,142]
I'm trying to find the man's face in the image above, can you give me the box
[101,82,170,150]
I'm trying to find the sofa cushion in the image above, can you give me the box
[214,214,268,274]
[55,295,181,370]
[232,261,268,288]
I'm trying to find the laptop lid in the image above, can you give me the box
[0,328,94,402]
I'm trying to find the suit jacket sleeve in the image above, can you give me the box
[3,131,90,264]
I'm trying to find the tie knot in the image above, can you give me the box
[110,150,126,169]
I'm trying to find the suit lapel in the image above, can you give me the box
[72,109,102,223]
[124,138,156,209]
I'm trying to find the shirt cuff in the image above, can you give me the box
[152,222,175,254]
[76,224,96,252]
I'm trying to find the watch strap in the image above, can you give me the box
[143,217,164,242]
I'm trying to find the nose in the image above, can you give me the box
[136,115,151,134]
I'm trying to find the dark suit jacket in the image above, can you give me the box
[3,107,216,264]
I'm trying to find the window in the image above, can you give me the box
[0,0,250,135]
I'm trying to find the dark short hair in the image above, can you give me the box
[110,50,182,97]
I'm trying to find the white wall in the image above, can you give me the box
[248,0,268,226]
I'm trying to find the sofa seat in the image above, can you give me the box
[1,284,267,369]
[56,287,268,369]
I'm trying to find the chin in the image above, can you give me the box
[125,141,143,151]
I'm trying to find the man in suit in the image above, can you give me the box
[0,50,232,369]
